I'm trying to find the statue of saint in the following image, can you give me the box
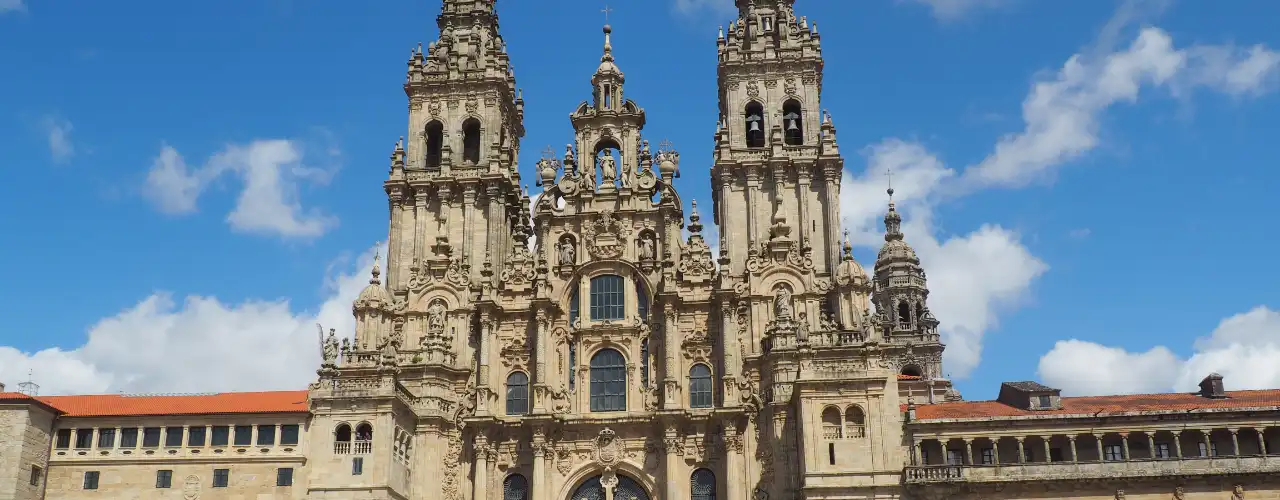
[559,239,576,266]
[320,325,339,364]
[774,288,793,320]
[599,150,617,184]
[638,237,655,260]
[620,157,632,188]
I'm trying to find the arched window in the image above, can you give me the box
[334,423,352,454]
[901,365,923,378]
[845,406,866,438]
[689,364,713,408]
[425,120,444,168]
[744,102,765,148]
[462,118,481,164]
[354,422,373,454]
[572,474,649,500]
[569,288,580,325]
[821,406,842,440]
[589,348,627,412]
[897,302,911,327]
[691,468,717,500]
[503,474,529,500]
[506,372,530,415]
[589,275,625,321]
[783,99,804,146]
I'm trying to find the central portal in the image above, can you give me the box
[570,474,649,500]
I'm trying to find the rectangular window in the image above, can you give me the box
[142,427,162,448]
[212,469,229,488]
[30,465,42,486]
[83,471,100,490]
[234,425,253,446]
[280,425,300,446]
[165,427,184,447]
[1037,395,1052,408]
[980,448,994,465]
[352,457,364,475]
[277,468,294,487]
[188,427,206,447]
[97,428,116,449]
[55,429,71,449]
[120,428,138,448]
[589,275,625,321]
[1049,447,1063,462]
[257,425,276,446]
[74,429,93,449]
[1155,443,1171,459]
[156,470,173,489]
[211,426,230,446]
[946,449,963,465]
[1104,444,1124,461]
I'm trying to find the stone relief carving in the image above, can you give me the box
[747,80,760,99]
[499,336,530,369]
[582,211,631,259]
[1173,486,1185,500]
[182,475,201,500]
[593,428,623,469]
[1235,485,1246,499]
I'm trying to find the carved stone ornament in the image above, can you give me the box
[746,80,760,99]
[1234,485,1245,500]
[499,336,530,369]
[784,77,798,96]
[1115,490,1125,500]
[1173,486,1185,500]
[682,330,713,362]
[182,475,201,500]
[428,100,442,116]
[678,237,715,279]
[582,211,632,259]
[465,94,479,113]
[593,428,623,468]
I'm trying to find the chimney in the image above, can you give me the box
[0,382,5,392]
[1199,373,1226,399]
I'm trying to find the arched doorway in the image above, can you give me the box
[570,474,649,500]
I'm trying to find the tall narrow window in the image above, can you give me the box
[425,120,444,168]
[504,474,529,500]
[233,425,252,446]
[188,427,206,447]
[898,302,912,327]
[640,338,650,387]
[30,466,42,487]
[120,428,138,448]
[689,364,713,408]
[257,425,276,446]
[462,118,481,164]
[74,429,93,449]
[210,426,229,447]
[97,428,116,449]
[280,425,300,446]
[589,348,627,412]
[55,429,70,449]
[783,99,804,145]
[691,468,716,500]
[352,457,364,475]
[569,288,580,325]
[589,275,625,321]
[506,371,530,415]
[745,102,765,148]
[637,281,649,319]
[821,406,842,440]
[844,406,866,438]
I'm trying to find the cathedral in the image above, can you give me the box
[3,1,1279,500]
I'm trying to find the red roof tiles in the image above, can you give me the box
[37,391,310,417]
[913,389,1280,421]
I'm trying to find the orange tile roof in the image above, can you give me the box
[38,391,310,417]
[912,389,1280,421]
[898,375,923,381]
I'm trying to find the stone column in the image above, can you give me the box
[1258,429,1268,455]
[1121,434,1131,461]
[477,316,493,415]
[664,428,681,500]
[1042,438,1051,462]
[724,421,744,500]
[1201,430,1211,457]
[1230,429,1241,457]
[745,169,761,244]
[485,184,503,275]
[963,439,973,465]
[462,184,477,268]
[1147,434,1157,459]
[1015,437,1025,463]
[822,166,842,277]
[534,309,549,412]
[1173,431,1183,458]
[474,436,490,500]
[1068,436,1077,463]
[388,189,405,290]
[720,303,741,400]
[1094,434,1104,461]
[796,167,811,245]
[912,439,923,465]
[663,309,680,409]
[414,189,428,262]
[532,430,547,500]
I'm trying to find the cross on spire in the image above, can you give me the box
[601,4,613,24]
[542,145,555,160]
[885,167,895,201]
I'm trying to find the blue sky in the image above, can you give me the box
[1,0,1278,399]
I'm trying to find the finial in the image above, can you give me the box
[417,42,422,54]
[689,200,703,234]
[601,23,614,62]
[886,166,895,203]
[370,248,382,284]
[718,25,725,39]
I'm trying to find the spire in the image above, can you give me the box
[688,200,704,235]
[370,250,382,286]
[594,24,623,79]
[884,187,903,242]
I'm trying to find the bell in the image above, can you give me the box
[787,119,799,131]
[749,120,761,132]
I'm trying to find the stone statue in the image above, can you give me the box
[774,288,793,320]
[599,150,617,185]
[820,312,839,331]
[559,238,576,266]
[427,301,447,333]
[638,236,655,260]
[797,312,810,343]
[620,155,632,188]
[1234,485,1245,499]
[320,325,339,364]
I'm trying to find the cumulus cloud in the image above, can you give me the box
[900,0,1011,22]
[0,245,384,396]
[143,139,339,239]
[1038,307,1280,396]
[42,116,75,164]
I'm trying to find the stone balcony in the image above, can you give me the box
[904,455,1280,484]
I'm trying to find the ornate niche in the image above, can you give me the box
[636,230,657,264]
[557,234,578,274]
[582,211,631,260]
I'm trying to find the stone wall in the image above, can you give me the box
[0,403,56,500]
[44,460,306,500]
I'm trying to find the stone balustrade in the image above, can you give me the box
[905,454,1280,484]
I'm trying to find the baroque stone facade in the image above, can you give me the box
[4,2,1280,500]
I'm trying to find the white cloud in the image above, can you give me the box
[1038,307,1280,396]
[0,0,24,14]
[0,245,383,395]
[42,116,74,164]
[901,0,1010,22]
[143,139,338,239]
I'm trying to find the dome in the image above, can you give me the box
[876,239,919,264]
[354,259,393,310]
